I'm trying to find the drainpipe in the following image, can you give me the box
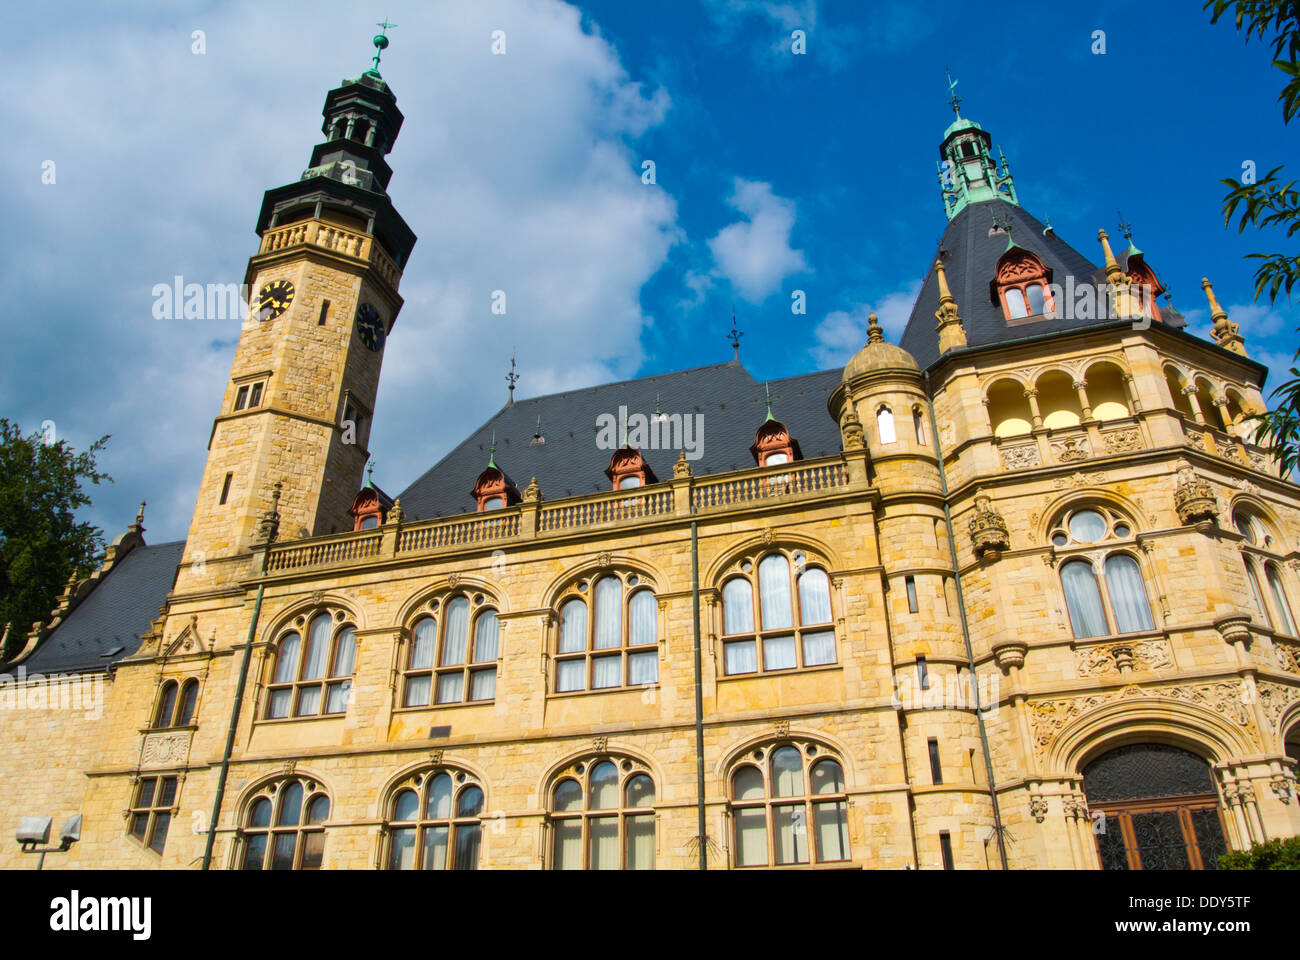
[202,484,279,870]
[923,370,1009,870]
[690,513,708,870]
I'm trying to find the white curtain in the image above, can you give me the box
[441,598,470,666]
[724,640,757,675]
[389,828,416,870]
[629,591,657,645]
[473,611,499,662]
[410,618,437,669]
[1104,554,1154,633]
[556,660,585,692]
[802,631,836,666]
[731,766,765,801]
[274,632,301,683]
[594,577,623,649]
[426,774,453,818]
[759,555,793,629]
[331,627,356,676]
[1267,565,1298,636]
[734,808,767,866]
[1062,560,1108,638]
[763,635,796,670]
[625,815,655,870]
[436,673,463,704]
[454,823,482,871]
[553,821,582,869]
[592,655,621,689]
[1245,562,1272,628]
[590,762,619,808]
[422,826,449,870]
[723,579,754,634]
[877,406,896,443]
[469,667,496,701]
[773,805,808,864]
[771,746,803,796]
[301,615,331,679]
[559,599,587,653]
[404,675,431,708]
[629,650,657,686]
[814,802,849,862]
[392,789,419,821]
[798,569,832,624]
[810,759,844,794]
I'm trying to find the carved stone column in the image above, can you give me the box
[1024,388,1043,429]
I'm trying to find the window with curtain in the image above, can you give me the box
[1266,563,1298,637]
[722,554,836,675]
[1051,506,1155,640]
[266,611,358,719]
[877,406,896,444]
[549,757,655,870]
[729,742,850,868]
[239,778,330,870]
[1233,508,1294,636]
[1062,559,1108,638]
[385,768,485,870]
[402,595,500,707]
[553,574,659,694]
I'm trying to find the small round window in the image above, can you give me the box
[1068,510,1107,543]
[1050,506,1134,548]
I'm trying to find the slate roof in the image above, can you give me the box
[397,362,845,519]
[900,198,1111,371]
[5,540,185,677]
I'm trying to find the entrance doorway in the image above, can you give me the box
[1083,743,1228,870]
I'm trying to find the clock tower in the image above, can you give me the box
[177,31,416,589]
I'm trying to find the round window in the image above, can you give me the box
[1069,510,1107,543]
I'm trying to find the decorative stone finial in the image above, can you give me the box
[866,313,884,345]
[386,498,404,524]
[933,258,967,352]
[969,491,1011,560]
[840,408,865,451]
[992,638,1028,672]
[523,476,542,501]
[673,451,692,479]
[1173,463,1218,526]
[254,481,283,546]
[1202,278,1247,355]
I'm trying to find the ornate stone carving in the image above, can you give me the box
[523,476,542,501]
[762,528,774,546]
[1270,777,1293,804]
[592,736,608,753]
[1185,430,1207,451]
[446,573,461,588]
[969,492,1011,560]
[1173,463,1218,525]
[1257,680,1300,732]
[774,720,790,737]
[1101,428,1143,454]
[140,731,191,769]
[596,551,612,569]
[1051,436,1092,464]
[1029,795,1048,823]
[940,422,956,448]
[840,410,864,451]
[1275,639,1300,675]
[1029,681,1256,755]
[1062,796,1090,820]
[428,749,444,766]
[1074,639,1173,677]
[992,639,1028,672]
[1214,614,1253,649]
[1000,443,1041,470]
[1052,471,1104,489]
[281,759,297,775]
[672,451,693,478]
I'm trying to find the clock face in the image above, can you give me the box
[256,279,295,322]
[356,303,385,352]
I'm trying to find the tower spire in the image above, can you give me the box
[764,382,774,421]
[368,19,397,76]
[1202,278,1247,355]
[506,350,519,406]
[728,308,744,363]
[936,83,1017,220]
[946,69,962,118]
[933,258,967,352]
[487,430,497,469]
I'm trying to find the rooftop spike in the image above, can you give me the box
[487,430,497,469]
[933,259,967,352]
[506,350,519,406]
[946,69,962,118]
[764,382,774,422]
[1202,278,1247,356]
[866,312,885,345]
[367,19,397,77]
[728,308,744,363]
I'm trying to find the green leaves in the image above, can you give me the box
[0,420,111,662]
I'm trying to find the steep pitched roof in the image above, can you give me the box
[900,198,1106,370]
[5,541,185,677]
[397,363,844,519]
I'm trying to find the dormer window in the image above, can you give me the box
[348,481,393,531]
[749,418,802,468]
[606,447,657,490]
[994,248,1053,324]
[472,464,520,512]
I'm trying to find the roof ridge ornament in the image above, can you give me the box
[933,259,967,352]
[866,312,884,345]
[367,19,397,77]
[728,308,744,363]
[506,350,519,406]
[1202,278,1247,356]
[946,69,962,118]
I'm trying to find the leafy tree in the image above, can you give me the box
[1219,834,1300,869]
[0,420,111,661]
[1205,1,1300,477]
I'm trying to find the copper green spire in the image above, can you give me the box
[487,430,497,469]
[367,18,397,77]
[946,69,962,118]
[936,80,1018,220]
[764,382,774,422]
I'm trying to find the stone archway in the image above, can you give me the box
[1082,743,1228,870]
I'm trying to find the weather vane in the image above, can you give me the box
[728,307,744,363]
[506,350,519,406]
[946,69,962,118]
[1117,209,1134,243]
[370,18,397,74]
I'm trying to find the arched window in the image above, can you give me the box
[128,775,177,854]
[876,406,896,444]
[721,553,834,675]
[240,778,330,870]
[1235,507,1294,635]
[1051,507,1154,639]
[913,406,927,445]
[403,595,499,706]
[729,742,850,867]
[549,756,655,870]
[995,248,1052,323]
[266,612,357,718]
[385,768,485,870]
[1266,563,1298,637]
[154,681,178,728]
[153,679,200,728]
[986,378,1033,437]
[553,574,658,693]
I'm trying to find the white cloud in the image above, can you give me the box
[0,1,682,542]
[708,178,809,302]
[809,281,922,369]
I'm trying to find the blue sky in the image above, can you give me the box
[1,0,1296,544]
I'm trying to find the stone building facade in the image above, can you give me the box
[2,54,1299,871]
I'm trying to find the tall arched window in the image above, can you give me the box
[553,573,658,693]
[1052,506,1154,639]
[240,778,330,870]
[153,678,200,728]
[721,553,834,675]
[1266,563,1298,637]
[1235,507,1295,636]
[995,248,1052,322]
[729,742,850,867]
[403,594,499,706]
[385,768,485,870]
[913,406,927,445]
[266,611,357,718]
[549,756,655,870]
[876,405,896,444]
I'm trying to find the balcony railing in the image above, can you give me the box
[257,218,402,288]
[263,453,861,575]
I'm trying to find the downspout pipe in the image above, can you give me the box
[924,369,1009,870]
[690,512,708,870]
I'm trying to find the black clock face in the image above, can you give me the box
[256,279,295,321]
[356,302,385,351]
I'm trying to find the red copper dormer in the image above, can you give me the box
[991,245,1053,323]
[750,417,802,467]
[472,463,521,511]
[605,446,659,490]
[349,480,394,531]
[1120,245,1165,325]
